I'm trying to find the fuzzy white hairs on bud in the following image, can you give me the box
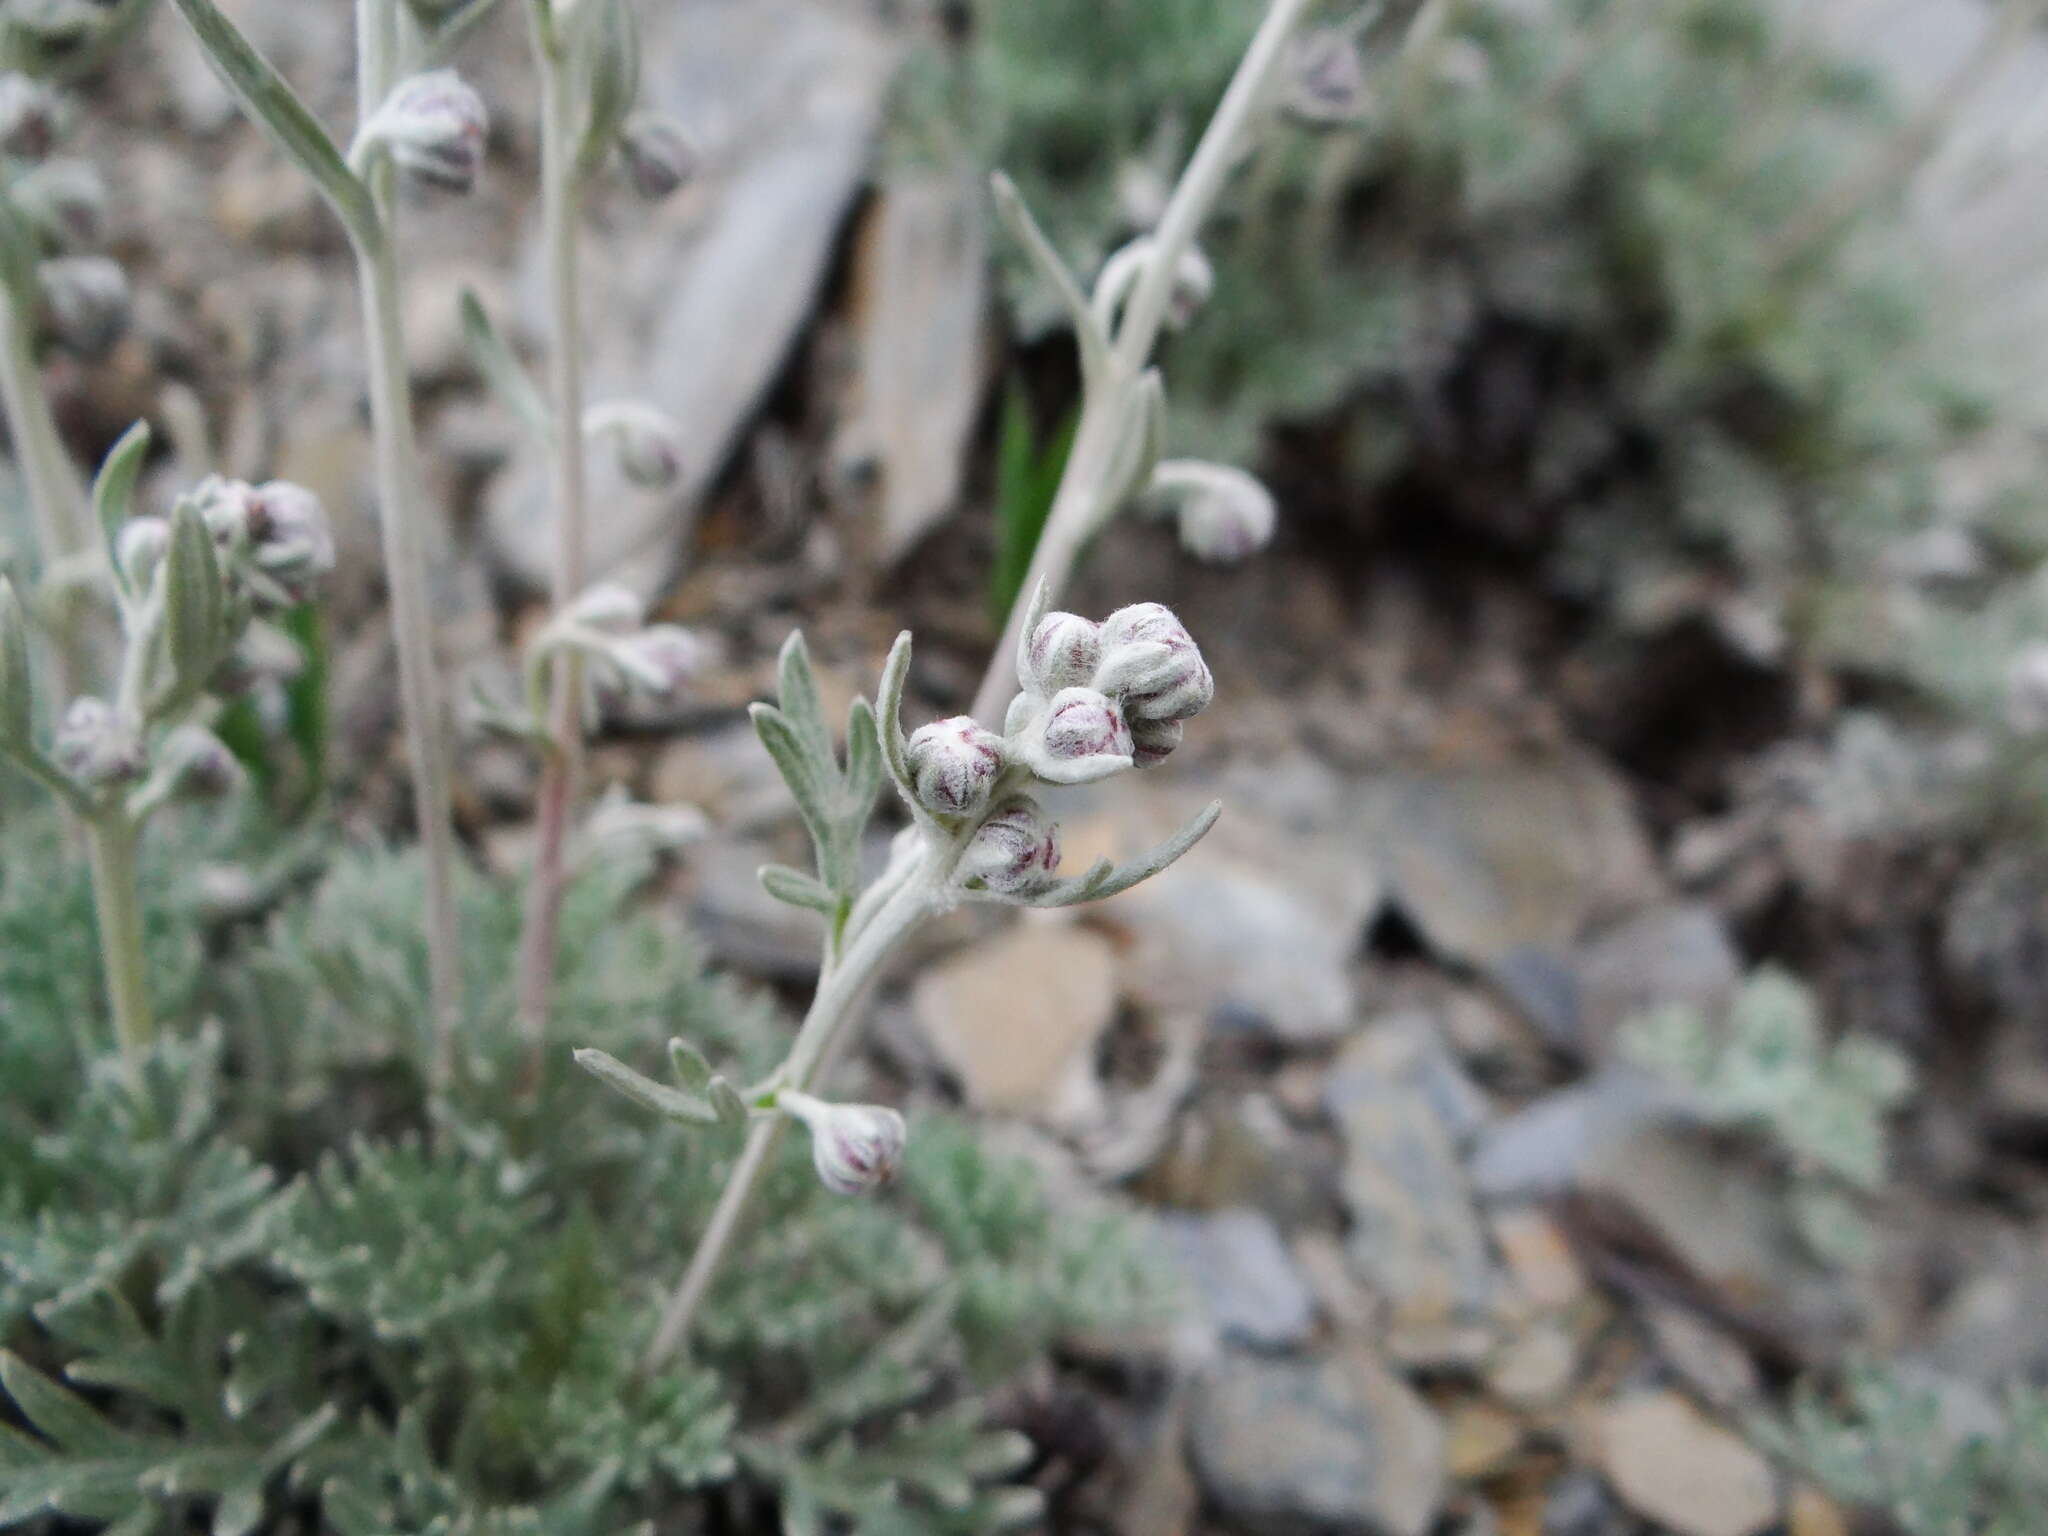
[618,113,697,201]
[359,70,488,194]
[1093,237,1215,336]
[1040,687,1132,765]
[1019,611,1102,698]
[959,795,1061,895]
[584,401,685,491]
[116,515,169,591]
[54,697,143,788]
[1149,459,1277,565]
[155,723,245,800]
[187,476,335,608]
[780,1091,907,1197]
[904,715,1006,818]
[1097,603,1213,722]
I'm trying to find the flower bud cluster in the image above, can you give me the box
[179,475,337,608]
[532,581,713,727]
[584,400,686,491]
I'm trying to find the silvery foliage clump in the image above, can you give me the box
[0,64,127,360]
[0,424,329,827]
[1758,1360,2048,1536]
[1622,965,1914,1269]
[578,579,1221,1196]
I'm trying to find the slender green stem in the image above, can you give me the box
[355,213,465,1082]
[515,6,592,1071]
[644,859,942,1371]
[969,0,1312,723]
[84,809,151,1080]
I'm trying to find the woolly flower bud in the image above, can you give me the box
[0,74,61,160]
[1020,610,1101,698]
[54,696,142,787]
[1040,686,1132,765]
[905,715,1005,817]
[1130,715,1182,769]
[1163,245,1215,331]
[1156,460,1277,565]
[157,724,244,800]
[562,581,645,636]
[618,112,698,201]
[245,481,334,604]
[584,400,685,491]
[959,794,1059,895]
[2006,643,2048,735]
[363,70,487,194]
[611,624,711,702]
[1097,603,1212,722]
[781,1091,907,1197]
[1284,27,1370,126]
[37,254,126,357]
[116,515,169,591]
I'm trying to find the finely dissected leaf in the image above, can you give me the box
[751,703,831,842]
[166,0,376,242]
[460,288,552,440]
[91,419,150,584]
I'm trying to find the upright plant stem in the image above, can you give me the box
[969,0,1311,724]
[514,11,590,1068]
[356,0,464,1079]
[84,811,151,1080]
[645,865,941,1371]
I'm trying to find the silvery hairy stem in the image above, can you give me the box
[355,0,465,1081]
[513,0,593,1070]
[0,276,90,696]
[969,0,1312,725]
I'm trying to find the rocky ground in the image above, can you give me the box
[22,2,2048,1533]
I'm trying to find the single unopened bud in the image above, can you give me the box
[562,581,645,636]
[959,794,1060,895]
[905,715,1005,817]
[190,475,257,547]
[781,1091,907,1196]
[2006,643,2048,735]
[13,159,105,249]
[116,515,169,591]
[1020,610,1101,697]
[1040,686,1132,766]
[362,70,487,194]
[1284,27,1370,126]
[585,401,684,491]
[244,480,334,604]
[618,112,698,201]
[0,577,32,750]
[609,623,711,702]
[1097,603,1212,722]
[156,724,244,800]
[1163,245,1214,330]
[53,696,143,788]
[1153,460,1277,565]
[1130,715,1182,769]
[0,74,63,160]
[38,254,127,356]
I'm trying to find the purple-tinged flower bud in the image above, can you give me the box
[157,724,244,800]
[2006,643,2048,735]
[362,70,487,194]
[0,74,62,160]
[190,475,257,547]
[611,624,711,702]
[37,254,126,357]
[14,159,105,250]
[959,795,1060,895]
[116,515,169,591]
[245,480,334,603]
[53,696,142,788]
[618,112,698,201]
[905,715,1005,817]
[584,400,685,491]
[1020,610,1101,697]
[1040,686,1132,765]
[562,581,645,636]
[1096,603,1212,722]
[1163,245,1214,330]
[1155,460,1276,565]
[1130,715,1182,769]
[781,1091,907,1196]
[1284,27,1370,127]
